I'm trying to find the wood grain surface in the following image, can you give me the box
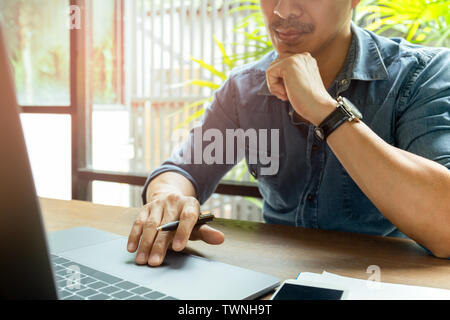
[40,198,450,292]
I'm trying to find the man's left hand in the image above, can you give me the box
[266,52,336,126]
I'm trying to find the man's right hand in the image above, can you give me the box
[126,192,225,267]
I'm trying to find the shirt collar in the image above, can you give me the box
[349,22,389,81]
[257,22,389,96]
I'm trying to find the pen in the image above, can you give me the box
[155,211,214,232]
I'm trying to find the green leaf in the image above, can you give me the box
[407,20,421,41]
[213,36,235,70]
[191,57,227,81]
[188,80,221,90]
[358,0,450,46]
[228,5,260,15]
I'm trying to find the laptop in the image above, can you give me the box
[0,24,280,300]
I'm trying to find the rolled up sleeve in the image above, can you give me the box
[396,50,450,170]
[395,50,450,258]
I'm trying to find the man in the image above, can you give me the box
[127,0,450,266]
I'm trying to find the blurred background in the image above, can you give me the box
[0,0,448,222]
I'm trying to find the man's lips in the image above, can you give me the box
[275,29,307,42]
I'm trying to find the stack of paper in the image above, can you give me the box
[295,271,450,300]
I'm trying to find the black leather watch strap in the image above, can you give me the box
[315,107,350,140]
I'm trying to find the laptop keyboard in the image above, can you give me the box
[50,254,178,300]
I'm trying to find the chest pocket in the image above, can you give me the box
[246,146,285,207]
[246,148,282,181]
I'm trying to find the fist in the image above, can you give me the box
[266,52,336,126]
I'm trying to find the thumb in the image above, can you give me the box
[266,64,288,101]
[189,224,225,245]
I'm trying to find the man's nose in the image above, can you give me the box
[273,0,304,20]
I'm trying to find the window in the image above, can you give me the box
[21,114,71,200]
[1,0,70,106]
[1,0,72,200]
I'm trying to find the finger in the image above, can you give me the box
[266,68,287,98]
[189,224,225,245]
[269,58,283,67]
[172,201,201,252]
[135,205,163,265]
[272,88,288,102]
[127,208,150,253]
[147,202,179,266]
[273,90,288,101]
[279,92,288,101]
[270,51,297,65]
[148,230,175,266]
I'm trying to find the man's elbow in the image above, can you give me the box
[416,224,450,259]
[430,251,449,259]
[430,247,450,259]
[427,196,450,259]
[426,238,450,259]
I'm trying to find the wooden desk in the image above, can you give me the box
[40,198,450,292]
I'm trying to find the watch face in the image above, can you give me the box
[342,97,363,120]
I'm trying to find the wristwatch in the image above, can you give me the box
[314,96,363,140]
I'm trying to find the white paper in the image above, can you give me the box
[295,271,450,300]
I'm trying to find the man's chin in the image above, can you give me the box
[275,46,311,57]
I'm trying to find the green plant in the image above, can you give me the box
[357,0,450,47]
[227,0,272,63]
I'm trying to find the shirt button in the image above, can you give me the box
[307,194,314,201]
[312,145,319,152]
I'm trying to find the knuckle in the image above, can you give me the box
[166,192,181,203]
[144,219,159,230]
[186,196,200,205]
[137,240,150,250]
[133,219,145,228]
[143,202,152,209]
[136,235,150,248]
[149,198,163,207]
[152,238,168,252]
[158,231,172,241]
[185,198,200,210]
[180,210,198,221]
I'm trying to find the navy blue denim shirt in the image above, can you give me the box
[143,23,450,241]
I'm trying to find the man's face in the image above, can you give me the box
[260,0,358,56]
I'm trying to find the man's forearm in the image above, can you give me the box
[327,119,450,258]
[146,172,197,204]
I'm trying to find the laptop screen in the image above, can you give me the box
[0,23,57,300]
